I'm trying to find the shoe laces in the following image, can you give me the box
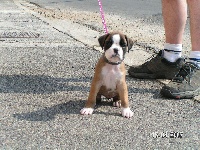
[144,50,161,63]
[172,62,199,84]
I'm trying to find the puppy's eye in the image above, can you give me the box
[106,39,112,44]
[120,41,127,47]
[105,40,113,48]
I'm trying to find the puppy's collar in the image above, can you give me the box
[103,54,124,65]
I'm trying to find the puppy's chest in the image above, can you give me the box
[101,65,123,90]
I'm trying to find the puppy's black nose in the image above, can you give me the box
[114,48,118,54]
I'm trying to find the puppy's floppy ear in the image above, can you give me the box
[98,33,110,49]
[125,35,134,52]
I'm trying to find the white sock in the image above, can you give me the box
[189,51,200,67]
[163,43,182,62]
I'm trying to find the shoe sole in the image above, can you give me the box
[160,88,200,99]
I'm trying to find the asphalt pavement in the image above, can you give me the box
[0,0,199,149]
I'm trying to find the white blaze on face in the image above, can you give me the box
[105,34,124,63]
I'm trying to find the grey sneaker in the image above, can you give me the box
[128,50,185,79]
[161,62,200,99]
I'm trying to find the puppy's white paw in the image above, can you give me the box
[113,101,121,108]
[122,107,133,118]
[80,108,94,115]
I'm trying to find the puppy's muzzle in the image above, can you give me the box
[111,48,120,58]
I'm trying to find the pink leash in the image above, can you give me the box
[98,0,108,34]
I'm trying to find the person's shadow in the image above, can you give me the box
[0,74,90,94]
[0,74,161,121]
[0,74,90,121]
[13,100,85,121]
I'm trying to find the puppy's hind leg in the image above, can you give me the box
[96,94,102,105]
[113,95,121,108]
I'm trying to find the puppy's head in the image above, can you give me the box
[98,31,133,64]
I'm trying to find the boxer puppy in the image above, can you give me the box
[80,31,134,118]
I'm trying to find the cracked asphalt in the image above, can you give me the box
[0,0,199,149]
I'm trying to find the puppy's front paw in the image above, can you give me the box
[80,108,94,115]
[122,107,133,118]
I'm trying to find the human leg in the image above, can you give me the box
[128,0,186,79]
[187,0,200,67]
[162,0,187,62]
[162,0,187,44]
